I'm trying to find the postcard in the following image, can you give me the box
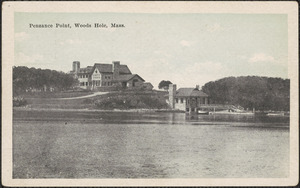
[2,1,298,187]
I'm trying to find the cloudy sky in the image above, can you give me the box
[15,13,288,89]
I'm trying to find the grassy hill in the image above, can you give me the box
[93,90,168,110]
[15,90,169,110]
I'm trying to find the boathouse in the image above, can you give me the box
[169,84,209,112]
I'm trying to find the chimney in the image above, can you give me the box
[196,85,199,90]
[112,61,120,79]
[72,61,80,72]
[168,84,177,109]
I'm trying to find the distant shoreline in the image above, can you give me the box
[13,106,163,113]
[13,107,289,118]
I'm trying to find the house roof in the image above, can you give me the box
[114,74,145,82]
[176,88,208,97]
[143,82,153,86]
[77,66,94,74]
[93,63,131,74]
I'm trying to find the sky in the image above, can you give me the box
[14,13,288,89]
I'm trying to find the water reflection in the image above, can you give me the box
[14,110,289,126]
[13,110,290,178]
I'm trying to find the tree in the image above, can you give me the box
[13,66,78,95]
[158,80,172,90]
[202,76,290,111]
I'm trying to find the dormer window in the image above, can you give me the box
[95,70,97,73]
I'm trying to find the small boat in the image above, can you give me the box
[209,110,254,115]
[155,109,185,113]
[266,112,285,116]
[197,110,209,115]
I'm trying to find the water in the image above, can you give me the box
[13,110,289,178]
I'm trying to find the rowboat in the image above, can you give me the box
[197,110,209,115]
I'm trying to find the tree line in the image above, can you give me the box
[201,76,290,111]
[13,66,78,95]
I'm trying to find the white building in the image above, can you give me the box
[169,84,209,112]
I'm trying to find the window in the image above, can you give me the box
[132,79,138,87]
[86,82,88,86]
[175,98,178,103]
[95,70,97,73]
[181,98,183,103]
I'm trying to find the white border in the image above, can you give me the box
[2,1,298,187]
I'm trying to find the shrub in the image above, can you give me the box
[13,97,27,107]
[94,92,168,110]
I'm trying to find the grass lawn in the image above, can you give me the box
[17,91,101,109]
[20,90,95,99]
[24,97,96,109]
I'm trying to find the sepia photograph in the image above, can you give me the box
[2,1,298,187]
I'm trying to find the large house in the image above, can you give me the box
[168,84,209,112]
[70,61,152,90]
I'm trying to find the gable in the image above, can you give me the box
[114,74,145,82]
[128,74,145,82]
[92,68,101,75]
[92,67,102,80]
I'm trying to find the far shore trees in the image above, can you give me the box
[202,76,290,111]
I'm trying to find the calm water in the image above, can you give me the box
[13,110,289,178]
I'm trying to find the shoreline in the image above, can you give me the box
[13,107,290,117]
[13,106,170,113]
